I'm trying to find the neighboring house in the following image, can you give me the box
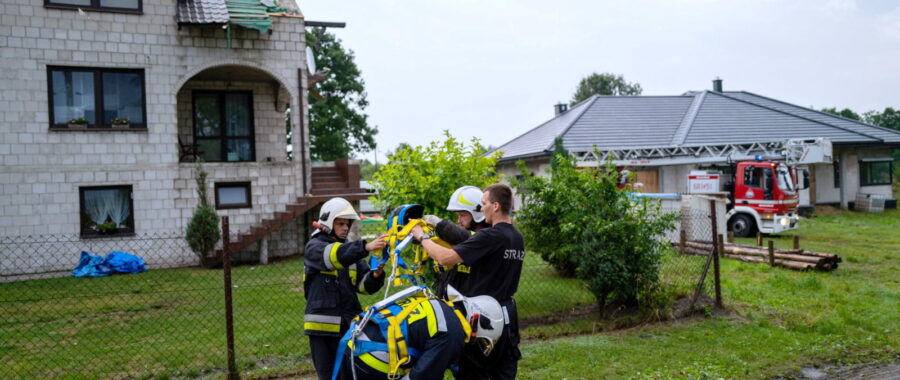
[0,0,366,277]
[495,81,899,210]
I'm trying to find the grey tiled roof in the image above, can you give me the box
[177,0,229,24]
[496,90,900,162]
[684,92,871,145]
[494,97,594,160]
[724,91,900,143]
[563,96,694,151]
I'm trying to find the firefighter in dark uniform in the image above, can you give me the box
[422,185,491,298]
[334,286,505,380]
[413,183,525,380]
[304,197,388,380]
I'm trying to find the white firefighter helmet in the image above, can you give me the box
[446,186,485,223]
[446,285,504,356]
[314,197,359,236]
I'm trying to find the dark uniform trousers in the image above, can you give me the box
[455,299,521,380]
[303,233,384,380]
[310,332,342,380]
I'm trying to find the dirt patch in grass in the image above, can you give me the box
[773,360,900,379]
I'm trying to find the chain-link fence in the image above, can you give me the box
[0,232,228,379]
[1,208,721,379]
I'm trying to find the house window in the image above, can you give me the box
[48,67,146,129]
[45,0,141,13]
[859,160,892,186]
[79,185,135,237]
[215,182,252,209]
[193,91,255,162]
[833,160,841,188]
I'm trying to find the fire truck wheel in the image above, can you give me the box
[729,214,756,238]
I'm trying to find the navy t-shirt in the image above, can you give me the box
[453,222,525,302]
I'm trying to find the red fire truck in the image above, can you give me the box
[689,159,809,237]
[589,138,832,237]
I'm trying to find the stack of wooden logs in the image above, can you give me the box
[676,240,841,271]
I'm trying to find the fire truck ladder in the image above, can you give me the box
[573,138,832,167]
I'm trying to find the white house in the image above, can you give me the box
[495,81,899,211]
[0,0,367,279]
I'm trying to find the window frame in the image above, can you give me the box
[859,159,893,187]
[47,66,148,131]
[78,185,136,238]
[214,182,253,210]
[833,160,841,188]
[192,90,257,163]
[44,0,142,14]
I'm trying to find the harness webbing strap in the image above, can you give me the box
[330,320,355,380]
[442,299,472,343]
[386,296,428,375]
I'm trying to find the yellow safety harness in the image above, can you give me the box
[334,288,471,380]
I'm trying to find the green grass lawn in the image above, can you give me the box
[518,208,900,379]
[0,246,595,379]
[6,209,894,379]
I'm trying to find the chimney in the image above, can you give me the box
[712,77,723,92]
[554,102,568,115]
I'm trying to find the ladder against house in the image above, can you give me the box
[215,158,369,261]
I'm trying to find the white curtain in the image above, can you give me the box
[84,189,130,227]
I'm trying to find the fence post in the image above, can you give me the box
[222,216,239,380]
[709,200,722,308]
[717,235,725,258]
[756,231,763,247]
[793,235,800,250]
[679,229,687,255]
[768,240,775,267]
[727,231,734,243]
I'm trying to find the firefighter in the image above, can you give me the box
[333,286,505,380]
[304,197,388,380]
[412,183,524,379]
[422,185,490,298]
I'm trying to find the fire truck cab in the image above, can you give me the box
[726,161,804,237]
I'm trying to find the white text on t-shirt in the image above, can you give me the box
[503,249,525,261]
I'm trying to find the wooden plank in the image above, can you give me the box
[633,169,659,193]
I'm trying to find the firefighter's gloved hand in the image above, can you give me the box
[365,235,388,252]
[423,215,442,226]
[372,262,386,278]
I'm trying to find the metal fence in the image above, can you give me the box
[1,210,720,379]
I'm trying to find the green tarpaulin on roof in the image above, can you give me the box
[224,0,285,33]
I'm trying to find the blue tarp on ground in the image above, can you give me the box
[72,251,147,277]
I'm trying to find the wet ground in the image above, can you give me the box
[776,362,900,380]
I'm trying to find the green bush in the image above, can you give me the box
[185,161,220,264]
[510,153,583,277]
[370,130,502,220]
[370,131,501,284]
[512,153,676,310]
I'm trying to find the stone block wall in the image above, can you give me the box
[0,0,313,275]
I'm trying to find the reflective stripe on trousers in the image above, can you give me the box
[305,314,342,333]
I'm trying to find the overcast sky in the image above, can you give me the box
[297,0,900,162]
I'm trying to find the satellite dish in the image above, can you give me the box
[305,47,317,74]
